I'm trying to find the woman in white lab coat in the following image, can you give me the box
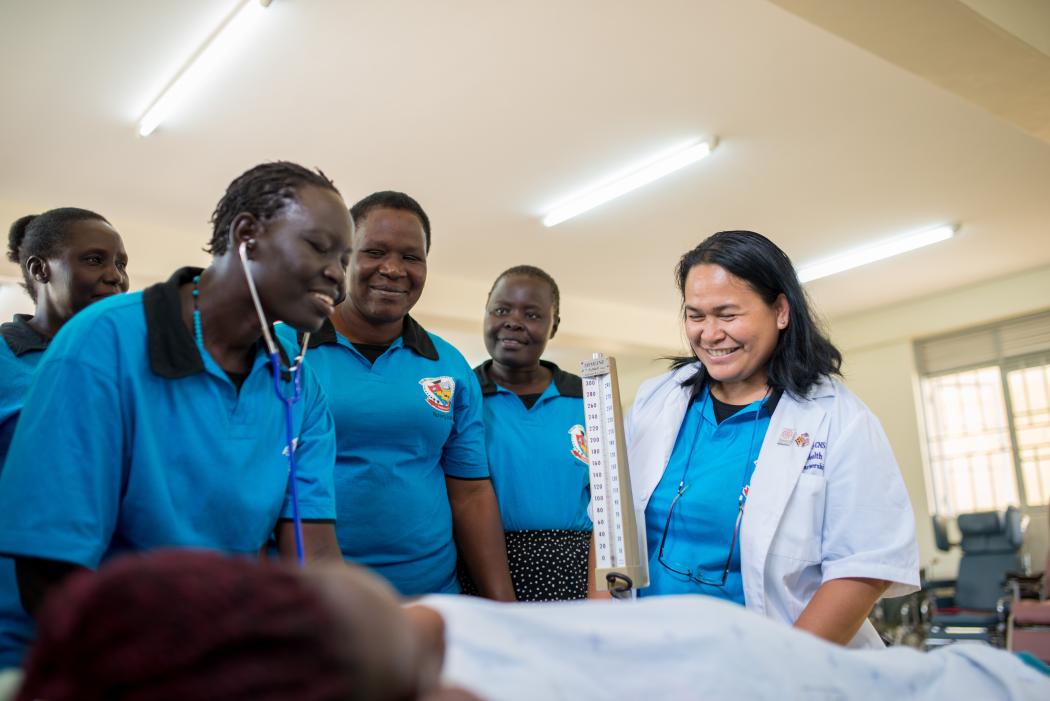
[626,230,918,648]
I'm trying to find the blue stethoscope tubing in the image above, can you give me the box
[239,242,310,567]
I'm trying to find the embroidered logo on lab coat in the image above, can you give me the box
[568,424,588,465]
[803,441,827,472]
[419,376,455,413]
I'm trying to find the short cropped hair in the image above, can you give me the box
[349,191,431,252]
[487,264,561,320]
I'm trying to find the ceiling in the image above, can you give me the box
[2,0,1049,354]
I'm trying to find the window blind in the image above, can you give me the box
[916,310,1050,375]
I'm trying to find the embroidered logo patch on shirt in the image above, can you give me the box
[419,376,455,413]
[281,437,300,458]
[568,424,588,464]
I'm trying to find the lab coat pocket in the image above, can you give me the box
[767,472,826,564]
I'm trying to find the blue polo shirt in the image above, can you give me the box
[281,317,488,596]
[474,360,591,532]
[0,269,337,649]
[0,315,47,459]
[640,386,775,603]
[0,315,48,668]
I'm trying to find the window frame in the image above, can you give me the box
[917,350,1050,515]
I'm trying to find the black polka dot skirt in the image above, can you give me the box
[459,529,591,601]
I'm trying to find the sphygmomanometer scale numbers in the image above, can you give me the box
[581,353,648,598]
[585,376,624,566]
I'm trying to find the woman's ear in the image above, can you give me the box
[230,213,262,257]
[26,256,49,284]
[774,293,790,329]
[549,315,560,340]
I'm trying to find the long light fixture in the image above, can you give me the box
[137,0,273,137]
[542,139,716,227]
[796,224,957,283]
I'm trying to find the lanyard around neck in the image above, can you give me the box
[675,386,770,501]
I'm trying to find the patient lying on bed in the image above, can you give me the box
[12,552,1049,701]
[425,594,1049,700]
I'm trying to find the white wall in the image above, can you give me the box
[412,270,682,406]
[829,263,1050,579]
[0,282,32,323]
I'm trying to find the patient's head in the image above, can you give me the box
[16,550,452,701]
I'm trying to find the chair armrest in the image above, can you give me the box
[996,596,1012,621]
[1005,572,1044,600]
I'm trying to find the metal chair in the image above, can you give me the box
[922,506,1027,649]
[1007,502,1050,662]
[870,567,927,648]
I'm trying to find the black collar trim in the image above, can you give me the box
[474,359,583,398]
[144,267,291,379]
[0,314,49,357]
[144,267,205,379]
[306,314,438,360]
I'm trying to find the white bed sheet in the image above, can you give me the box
[421,594,1050,701]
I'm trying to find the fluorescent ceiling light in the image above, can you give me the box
[137,0,272,137]
[542,139,716,227]
[796,224,957,283]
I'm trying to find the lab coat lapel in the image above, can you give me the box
[633,365,695,509]
[742,390,828,612]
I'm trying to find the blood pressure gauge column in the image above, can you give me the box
[581,352,648,597]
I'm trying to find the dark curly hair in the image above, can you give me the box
[7,208,110,302]
[18,551,359,701]
[207,161,339,256]
[487,264,561,320]
[670,230,841,398]
[350,191,431,253]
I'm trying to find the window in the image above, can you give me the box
[916,311,1050,515]
[1008,360,1050,506]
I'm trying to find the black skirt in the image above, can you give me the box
[460,529,591,602]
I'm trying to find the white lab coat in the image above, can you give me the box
[626,363,920,649]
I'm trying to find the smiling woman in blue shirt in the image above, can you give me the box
[627,230,918,648]
[0,162,350,662]
[469,266,592,601]
[286,190,514,600]
[0,208,129,668]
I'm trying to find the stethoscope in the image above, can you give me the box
[238,241,311,567]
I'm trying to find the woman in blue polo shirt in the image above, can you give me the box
[473,266,592,601]
[287,190,514,599]
[1,208,129,456]
[0,162,349,660]
[0,208,129,669]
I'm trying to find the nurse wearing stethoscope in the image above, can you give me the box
[628,230,918,648]
[0,162,348,644]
